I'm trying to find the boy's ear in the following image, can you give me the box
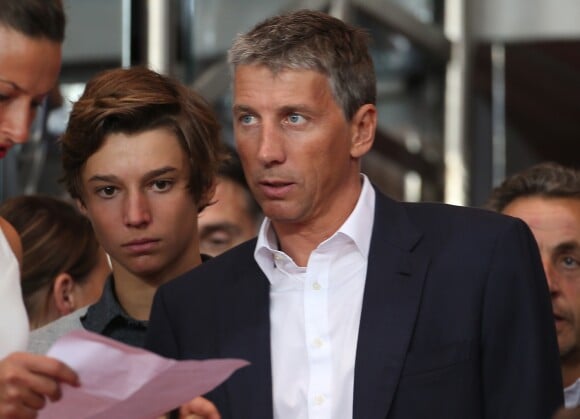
[349,104,377,159]
[76,198,88,216]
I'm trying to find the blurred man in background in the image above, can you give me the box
[488,162,580,408]
[198,146,261,256]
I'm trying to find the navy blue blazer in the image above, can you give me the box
[146,191,563,418]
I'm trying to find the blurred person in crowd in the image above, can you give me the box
[488,162,580,409]
[198,145,261,256]
[146,10,562,419]
[0,1,80,418]
[0,195,110,330]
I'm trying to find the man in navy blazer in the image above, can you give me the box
[146,10,563,419]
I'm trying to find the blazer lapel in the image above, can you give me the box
[219,250,273,419]
[353,194,429,419]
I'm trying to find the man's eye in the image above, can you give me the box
[204,234,232,250]
[287,114,305,124]
[240,115,255,125]
[562,256,579,269]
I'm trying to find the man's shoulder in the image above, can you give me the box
[373,192,528,250]
[28,307,88,354]
[378,193,520,232]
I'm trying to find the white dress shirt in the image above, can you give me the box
[565,378,580,408]
[0,230,28,358]
[255,175,375,419]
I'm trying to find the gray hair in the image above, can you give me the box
[228,9,376,120]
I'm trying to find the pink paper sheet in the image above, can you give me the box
[39,329,249,419]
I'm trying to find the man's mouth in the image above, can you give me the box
[258,180,294,199]
[554,312,567,326]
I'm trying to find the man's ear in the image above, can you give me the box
[349,104,377,159]
[52,273,77,315]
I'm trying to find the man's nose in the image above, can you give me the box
[544,261,560,296]
[257,122,285,166]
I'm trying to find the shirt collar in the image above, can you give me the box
[335,173,375,258]
[255,174,376,280]
[81,274,147,333]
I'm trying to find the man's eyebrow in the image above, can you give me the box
[232,104,254,114]
[199,223,241,235]
[233,104,311,114]
[278,104,311,114]
[554,241,580,254]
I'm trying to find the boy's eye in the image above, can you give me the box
[96,186,117,198]
[152,180,172,191]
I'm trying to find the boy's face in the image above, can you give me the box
[78,127,201,285]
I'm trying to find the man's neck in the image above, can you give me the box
[272,177,364,267]
[273,223,334,267]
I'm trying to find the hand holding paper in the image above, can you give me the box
[38,329,249,419]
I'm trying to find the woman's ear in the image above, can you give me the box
[349,104,377,159]
[52,273,77,315]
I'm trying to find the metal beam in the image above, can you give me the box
[192,59,230,104]
[443,0,472,205]
[146,0,172,74]
[352,0,450,63]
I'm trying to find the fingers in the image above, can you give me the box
[23,353,79,389]
[0,352,79,418]
[0,400,37,419]
[179,397,221,419]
